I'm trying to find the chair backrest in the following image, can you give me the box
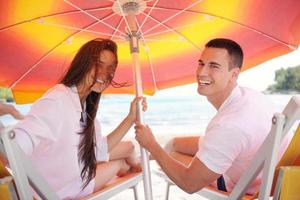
[250,124,300,199]
[271,124,300,194]
[1,127,59,200]
[276,166,300,200]
[228,96,300,200]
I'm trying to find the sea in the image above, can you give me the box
[0,93,295,144]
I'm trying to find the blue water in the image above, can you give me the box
[0,94,294,136]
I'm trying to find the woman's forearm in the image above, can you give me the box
[107,115,134,151]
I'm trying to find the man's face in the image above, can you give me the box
[196,47,239,98]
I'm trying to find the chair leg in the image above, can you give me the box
[132,185,139,200]
[165,182,171,200]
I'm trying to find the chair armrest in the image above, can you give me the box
[82,172,142,200]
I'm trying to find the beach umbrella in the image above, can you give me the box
[0,0,300,199]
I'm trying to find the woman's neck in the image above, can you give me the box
[76,83,90,106]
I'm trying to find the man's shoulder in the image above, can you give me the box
[235,86,275,111]
[239,86,267,99]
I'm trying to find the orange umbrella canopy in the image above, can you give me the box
[0,0,299,104]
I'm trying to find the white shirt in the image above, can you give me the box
[196,86,289,194]
[13,84,109,199]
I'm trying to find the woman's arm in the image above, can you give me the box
[107,97,146,151]
[0,102,24,120]
[13,97,63,156]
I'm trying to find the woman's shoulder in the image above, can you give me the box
[41,84,71,101]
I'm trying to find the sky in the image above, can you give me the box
[155,48,300,96]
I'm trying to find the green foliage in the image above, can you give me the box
[267,65,300,93]
[0,87,14,102]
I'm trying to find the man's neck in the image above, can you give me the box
[207,83,237,110]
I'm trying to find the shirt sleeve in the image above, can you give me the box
[13,97,63,156]
[196,124,248,174]
[14,131,35,155]
[95,119,109,162]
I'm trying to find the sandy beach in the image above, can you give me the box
[106,132,209,200]
[109,161,209,200]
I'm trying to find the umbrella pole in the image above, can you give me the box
[127,15,153,200]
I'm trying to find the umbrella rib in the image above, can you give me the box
[39,22,122,39]
[139,38,186,42]
[116,0,132,35]
[9,20,104,89]
[141,12,200,50]
[144,22,202,38]
[143,0,203,35]
[0,6,112,32]
[135,19,158,93]
[63,0,127,37]
[110,18,124,40]
[137,0,159,34]
[150,6,298,50]
[36,12,123,39]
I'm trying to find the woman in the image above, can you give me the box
[13,38,146,199]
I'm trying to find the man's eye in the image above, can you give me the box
[198,63,204,67]
[210,65,219,69]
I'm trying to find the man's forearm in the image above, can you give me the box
[149,142,196,193]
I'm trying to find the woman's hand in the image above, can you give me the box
[107,97,147,151]
[127,97,147,123]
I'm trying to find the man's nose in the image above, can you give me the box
[197,65,209,76]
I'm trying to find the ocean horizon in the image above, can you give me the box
[1,93,295,142]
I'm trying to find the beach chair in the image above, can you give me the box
[0,126,142,200]
[154,96,300,200]
[272,122,300,200]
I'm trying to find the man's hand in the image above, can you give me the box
[134,122,158,152]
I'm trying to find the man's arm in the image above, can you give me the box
[135,123,220,193]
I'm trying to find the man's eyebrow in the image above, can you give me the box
[198,60,221,66]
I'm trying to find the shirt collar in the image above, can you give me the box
[218,85,241,112]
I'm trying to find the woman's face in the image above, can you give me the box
[87,50,117,93]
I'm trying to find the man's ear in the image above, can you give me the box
[232,67,240,79]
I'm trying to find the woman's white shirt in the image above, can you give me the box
[14,84,108,199]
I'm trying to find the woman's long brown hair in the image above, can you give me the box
[60,38,118,189]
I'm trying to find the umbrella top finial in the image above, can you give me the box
[113,0,147,16]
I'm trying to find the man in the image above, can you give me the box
[134,38,279,194]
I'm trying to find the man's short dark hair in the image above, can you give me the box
[205,38,243,69]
